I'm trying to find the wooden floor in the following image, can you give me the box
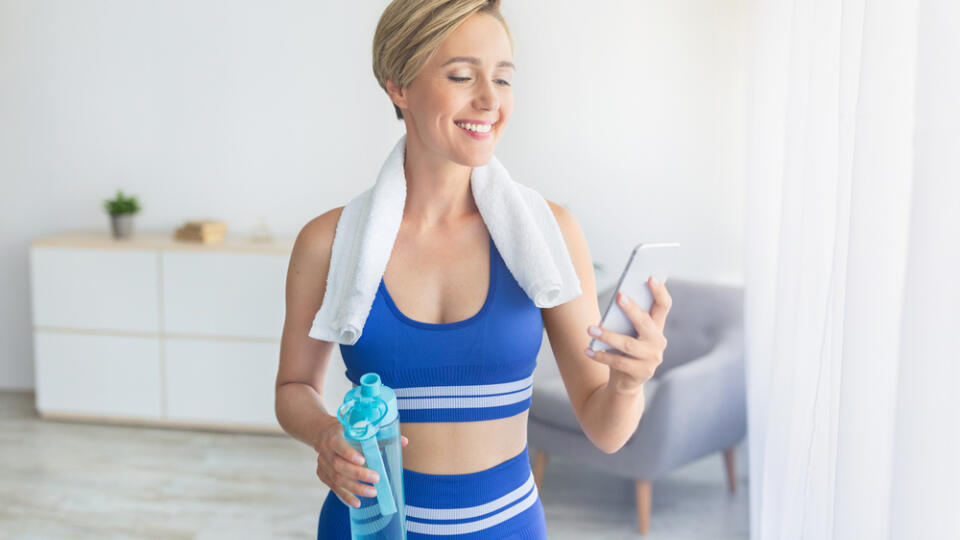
[0,390,749,539]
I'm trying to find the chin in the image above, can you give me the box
[460,151,495,168]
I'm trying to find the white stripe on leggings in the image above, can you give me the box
[404,476,539,535]
[350,471,535,521]
[405,472,535,520]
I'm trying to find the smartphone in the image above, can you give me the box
[589,242,680,352]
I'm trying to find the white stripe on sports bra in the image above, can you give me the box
[392,375,533,398]
[395,386,532,410]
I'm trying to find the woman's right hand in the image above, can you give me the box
[314,419,408,508]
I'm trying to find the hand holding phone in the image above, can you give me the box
[589,242,679,352]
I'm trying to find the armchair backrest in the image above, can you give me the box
[597,278,744,379]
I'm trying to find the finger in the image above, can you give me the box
[647,277,673,329]
[613,290,660,341]
[334,487,362,509]
[588,323,650,360]
[401,435,408,447]
[333,454,380,484]
[336,437,365,466]
[585,347,633,372]
[587,347,660,376]
[340,476,378,500]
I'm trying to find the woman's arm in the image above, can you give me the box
[275,206,345,452]
[276,210,408,508]
[541,201,667,454]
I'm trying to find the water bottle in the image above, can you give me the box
[336,372,406,540]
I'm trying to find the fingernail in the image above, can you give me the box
[353,500,361,508]
[618,293,629,306]
[584,347,595,357]
[588,325,602,337]
[652,277,661,286]
[354,455,365,465]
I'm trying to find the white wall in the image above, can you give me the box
[0,0,747,390]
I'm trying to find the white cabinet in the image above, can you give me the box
[29,247,159,332]
[33,331,163,418]
[29,230,296,433]
[164,338,279,425]
[161,251,286,338]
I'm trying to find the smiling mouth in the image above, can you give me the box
[453,121,495,134]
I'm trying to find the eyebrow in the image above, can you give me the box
[441,56,516,71]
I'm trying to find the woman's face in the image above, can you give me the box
[387,13,515,167]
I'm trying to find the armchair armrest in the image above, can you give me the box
[627,329,747,476]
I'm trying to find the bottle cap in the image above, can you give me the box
[337,372,397,441]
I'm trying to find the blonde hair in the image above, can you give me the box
[372,0,514,120]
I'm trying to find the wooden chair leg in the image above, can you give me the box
[531,449,548,493]
[634,480,651,534]
[723,446,737,493]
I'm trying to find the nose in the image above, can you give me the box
[473,77,500,112]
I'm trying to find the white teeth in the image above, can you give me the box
[455,122,492,133]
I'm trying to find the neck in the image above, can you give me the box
[400,130,480,231]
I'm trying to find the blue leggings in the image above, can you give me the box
[317,443,547,539]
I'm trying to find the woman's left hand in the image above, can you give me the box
[584,277,672,395]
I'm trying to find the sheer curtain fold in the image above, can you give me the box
[744,0,958,539]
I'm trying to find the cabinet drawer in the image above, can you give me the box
[164,338,280,427]
[161,252,286,338]
[34,331,162,418]
[29,247,159,332]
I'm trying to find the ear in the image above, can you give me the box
[385,79,409,111]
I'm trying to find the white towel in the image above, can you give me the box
[308,133,582,345]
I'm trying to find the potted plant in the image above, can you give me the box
[103,189,141,239]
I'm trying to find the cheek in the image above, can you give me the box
[408,82,455,120]
[428,81,465,108]
[498,93,514,121]
[426,94,465,129]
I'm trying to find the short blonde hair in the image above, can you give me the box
[372,0,514,120]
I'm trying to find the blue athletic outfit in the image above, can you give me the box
[317,234,549,538]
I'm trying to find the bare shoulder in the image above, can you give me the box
[288,204,346,319]
[544,198,580,242]
[295,206,346,259]
[541,198,597,312]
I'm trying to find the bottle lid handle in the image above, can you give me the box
[360,437,396,515]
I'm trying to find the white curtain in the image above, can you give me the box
[743,0,959,538]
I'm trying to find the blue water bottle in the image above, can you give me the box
[336,373,406,540]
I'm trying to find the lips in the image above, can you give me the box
[455,122,493,139]
[454,119,496,125]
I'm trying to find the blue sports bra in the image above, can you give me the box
[339,235,544,423]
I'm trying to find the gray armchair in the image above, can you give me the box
[528,278,746,535]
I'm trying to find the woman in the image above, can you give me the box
[275,1,673,537]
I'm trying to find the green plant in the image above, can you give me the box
[103,189,141,216]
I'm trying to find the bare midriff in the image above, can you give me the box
[399,410,528,474]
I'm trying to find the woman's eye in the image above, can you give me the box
[449,76,511,87]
